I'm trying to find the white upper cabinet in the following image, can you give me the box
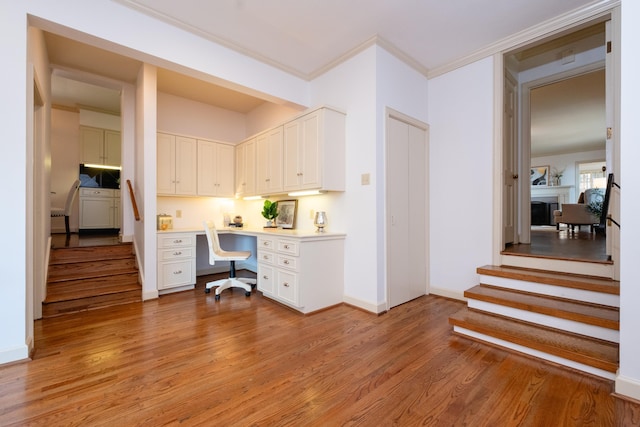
[283,107,345,192]
[157,133,197,196]
[197,140,234,197]
[256,126,283,195]
[81,126,121,167]
[235,137,256,197]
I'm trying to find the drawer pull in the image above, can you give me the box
[283,282,290,287]
[263,255,269,260]
[173,239,183,244]
[173,270,182,275]
[283,260,290,265]
[263,275,269,280]
[263,241,270,246]
[173,251,182,256]
[284,244,290,249]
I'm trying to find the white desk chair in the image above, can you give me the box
[203,220,257,301]
[51,179,80,237]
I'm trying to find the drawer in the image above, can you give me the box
[277,239,299,256]
[158,247,194,261]
[80,188,115,198]
[158,233,195,248]
[277,254,298,271]
[258,251,274,265]
[158,260,194,289]
[276,269,299,306]
[257,263,274,294]
[258,236,276,251]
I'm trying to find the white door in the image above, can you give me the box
[503,70,518,246]
[387,111,428,309]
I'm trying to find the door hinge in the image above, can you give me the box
[607,41,612,53]
[607,127,613,140]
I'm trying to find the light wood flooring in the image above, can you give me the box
[3,286,639,425]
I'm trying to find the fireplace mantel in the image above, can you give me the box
[531,185,574,206]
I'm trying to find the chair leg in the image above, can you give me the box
[64,216,70,237]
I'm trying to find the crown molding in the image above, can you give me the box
[427,0,620,79]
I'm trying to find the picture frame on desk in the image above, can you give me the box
[276,199,297,229]
[530,165,549,186]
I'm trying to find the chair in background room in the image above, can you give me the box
[51,179,80,237]
[553,188,603,233]
[202,220,257,301]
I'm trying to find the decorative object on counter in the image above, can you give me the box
[231,215,244,228]
[314,211,327,232]
[261,199,279,228]
[551,167,564,186]
[276,199,298,229]
[157,214,173,230]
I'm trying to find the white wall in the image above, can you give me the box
[617,0,640,401]
[79,110,121,131]
[427,57,495,300]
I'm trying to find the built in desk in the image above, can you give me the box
[157,227,346,314]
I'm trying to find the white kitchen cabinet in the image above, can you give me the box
[283,107,345,192]
[257,233,345,314]
[79,188,120,230]
[197,140,234,197]
[81,126,121,167]
[235,138,256,197]
[157,232,196,293]
[256,126,283,195]
[157,133,197,196]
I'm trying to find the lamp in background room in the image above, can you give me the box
[314,211,327,232]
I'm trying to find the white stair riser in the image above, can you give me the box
[453,326,616,380]
[467,299,619,343]
[478,275,619,308]
[500,254,613,278]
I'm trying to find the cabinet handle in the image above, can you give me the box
[263,241,270,246]
[263,275,269,280]
[173,239,183,243]
[283,260,290,265]
[173,270,182,274]
[283,282,289,287]
[173,251,182,256]
[263,255,269,260]
[284,244,290,249]
[266,178,270,182]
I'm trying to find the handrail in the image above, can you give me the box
[126,179,141,221]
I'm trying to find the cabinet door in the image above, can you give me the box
[256,127,283,194]
[299,111,321,189]
[104,130,121,167]
[216,143,235,197]
[283,120,301,190]
[257,263,275,294]
[81,127,104,165]
[235,141,246,196]
[157,133,176,194]
[174,136,197,195]
[80,198,114,228]
[197,140,217,196]
[112,197,121,229]
[244,138,256,195]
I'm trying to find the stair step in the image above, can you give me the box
[477,265,619,295]
[49,243,133,264]
[449,308,618,373]
[44,273,140,303]
[42,289,141,318]
[47,258,138,282]
[465,284,619,330]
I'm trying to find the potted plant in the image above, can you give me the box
[261,199,279,228]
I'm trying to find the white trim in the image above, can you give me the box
[429,1,619,78]
[615,374,640,401]
[343,294,385,314]
[429,286,465,302]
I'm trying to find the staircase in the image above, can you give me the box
[449,265,619,379]
[44,243,141,318]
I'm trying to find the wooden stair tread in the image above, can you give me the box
[465,284,619,330]
[449,308,618,372]
[42,291,141,318]
[49,243,133,264]
[47,259,138,282]
[44,274,140,303]
[477,265,619,295]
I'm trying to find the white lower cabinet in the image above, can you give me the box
[79,188,120,230]
[257,234,344,314]
[157,232,196,293]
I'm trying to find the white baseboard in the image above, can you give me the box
[0,344,29,364]
[342,294,385,314]
[121,234,133,243]
[615,374,640,401]
[429,287,465,301]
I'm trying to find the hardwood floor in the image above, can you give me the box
[502,226,609,263]
[2,284,639,425]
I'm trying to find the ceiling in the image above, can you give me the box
[45,0,608,154]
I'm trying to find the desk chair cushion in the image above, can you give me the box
[203,220,256,300]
